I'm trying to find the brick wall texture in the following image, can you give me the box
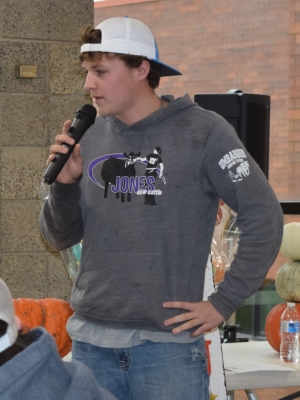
[95,0,300,201]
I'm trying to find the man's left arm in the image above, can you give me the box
[163,117,284,336]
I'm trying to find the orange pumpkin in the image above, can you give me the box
[265,302,300,352]
[13,298,74,357]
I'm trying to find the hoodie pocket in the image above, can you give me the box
[74,251,169,330]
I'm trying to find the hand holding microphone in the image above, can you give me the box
[43,104,97,185]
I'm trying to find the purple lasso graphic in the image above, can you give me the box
[87,153,166,188]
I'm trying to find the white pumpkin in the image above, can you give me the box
[280,222,300,260]
[275,261,300,302]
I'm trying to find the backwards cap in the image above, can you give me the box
[0,278,18,352]
[80,17,182,77]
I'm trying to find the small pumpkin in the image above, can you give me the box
[280,222,300,260]
[265,302,300,352]
[13,298,74,357]
[275,261,300,302]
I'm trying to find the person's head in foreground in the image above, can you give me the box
[0,278,28,367]
[0,278,117,400]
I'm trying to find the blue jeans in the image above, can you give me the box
[72,337,209,400]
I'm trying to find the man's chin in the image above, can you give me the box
[98,110,113,117]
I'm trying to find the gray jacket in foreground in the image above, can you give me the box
[40,94,283,330]
[0,327,116,400]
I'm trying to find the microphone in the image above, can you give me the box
[43,104,97,185]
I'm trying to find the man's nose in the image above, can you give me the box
[84,72,96,91]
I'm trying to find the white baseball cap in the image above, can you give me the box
[80,17,182,77]
[0,278,18,352]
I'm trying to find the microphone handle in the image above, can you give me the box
[43,119,89,185]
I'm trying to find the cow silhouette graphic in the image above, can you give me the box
[101,152,140,202]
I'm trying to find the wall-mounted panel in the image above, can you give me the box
[0,42,46,93]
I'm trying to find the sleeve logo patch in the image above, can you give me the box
[218,149,250,182]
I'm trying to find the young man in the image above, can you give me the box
[40,17,283,400]
[0,278,116,400]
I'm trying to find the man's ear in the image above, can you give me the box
[136,60,151,81]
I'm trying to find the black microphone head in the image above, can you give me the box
[75,104,97,126]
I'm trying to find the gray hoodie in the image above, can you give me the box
[0,327,116,400]
[40,94,283,331]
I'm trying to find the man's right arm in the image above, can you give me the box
[39,120,84,251]
[39,180,84,251]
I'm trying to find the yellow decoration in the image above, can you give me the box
[280,222,300,260]
[275,261,300,302]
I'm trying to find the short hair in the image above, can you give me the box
[79,25,161,89]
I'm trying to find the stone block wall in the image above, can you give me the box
[0,0,94,300]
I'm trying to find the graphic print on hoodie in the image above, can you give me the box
[87,146,166,206]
